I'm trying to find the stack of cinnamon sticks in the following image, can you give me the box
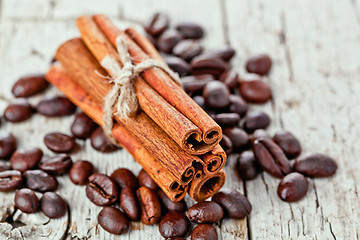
[46,15,226,202]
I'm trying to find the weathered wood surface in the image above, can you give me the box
[0,0,359,239]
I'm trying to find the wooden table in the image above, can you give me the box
[0,0,359,239]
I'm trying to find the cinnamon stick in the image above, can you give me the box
[199,145,227,175]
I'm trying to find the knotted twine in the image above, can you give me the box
[100,36,182,144]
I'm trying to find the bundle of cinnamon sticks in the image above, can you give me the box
[46,14,226,202]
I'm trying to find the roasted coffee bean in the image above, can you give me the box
[0,130,17,159]
[157,29,183,53]
[219,69,239,89]
[246,54,272,75]
[203,81,230,108]
[0,170,22,191]
[12,74,49,98]
[120,186,140,221]
[0,161,10,172]
[237,151,259,180]
[182,75,214,95]
[190,57,227,78]
[220,135,233,156]
[187,201,223,223]
[86,173,118,206]
[294,153,337,177]
[4,99,34,123]
[228,95,248,117]
[137,186,162,225]
[159,211,190,238]
[176,22,204,39]
[37,96,76,117]
[44,132,75,153]
[71,112,97,139]
[212,113,240,127]
[191,224,218,240]
[90,127,118,153]
[243,111,271,133]
[41,192,67,219]
[239,74,272,103]
[173,40,203,61]
[24,169,58,192]
[39,154,72,175]
[144,13,169,37]
[223,127,249,152]
[138,169,159,191]
[110,168,138,191]
[69,160,94,185]
[273,130,301,159]
[252,138,291,178]
[212,189,252,219]
[10,147,43,172]
[201,47,236,62]
[192,95,206,109]
[98,207,130,235]
[164,56,190,77]
[157,189,187,212]
[15,188,39,213]
[278,172,308,202]
[252,129,271,141]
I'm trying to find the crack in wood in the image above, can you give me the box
[219,0,230,46]
[279,12,294,83]
[329,222,337,240]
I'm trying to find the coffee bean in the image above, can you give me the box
[157,189,187,212]
[237,150,259,180]
[98,207,130,235]
[39,154,72,175]
[144,13,169,37]
[277,172,308,202]
[10,147,43,172]
[0,170,22,191]
[228,95,248,117]
[182,75,214,95]
[71,112,97,139]
[41,192,67,218]
[294,153,337,177]
[157,29,183,53]
[4,99,35,123]
[187,201,223,223]
[15,188,39,213]
[192,95,206,109]
[243,111,271,133]
[24,169,58,192]
[0,130,17,159]
[111,168,139,190]
[252,138,291,178]
[223,127,249,152]
[164,56,190,77]
[190,56,227,78]
[173,40,203,61]
[86,173,118,206]
[219,135,233,156]
[120,186,140,221]
[37,96,76,117]
[69,160,94,185]
[273,130,301,159]
[201,48,236,62]
[239,74,272,103]
[212,113,240,127]
[137,186,162,225]
[159,211,190,238]
[252,129,271,141]
[203,81,230,108]
[0,160,10,172]
[246,54,272,75]
[219,69,239,89]
[191,224,218,240]
[176,22,204,39]
[212,189,252,219]
[12,74,49,98]
[44,132,76,153]
[138,169,159,191]
[90,127,118,153]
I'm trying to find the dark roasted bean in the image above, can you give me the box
[24,170,58,192]
[176,22,204,39]
[37,96,76,117]
[12,74,49,98]
[86,173,119,206]
[220,135,233,156]
[159,211,190,238]
[90,127,119,153]
[39,154,72,175]
[228,95,248,117]
[144,13,169,37]
[182,75,214,95]
[201,48,236,62]
[237,151,259,180]
[10,147,43,172]
[252,138,291,178]
[41,192,67,219]
[212,189,252,219]
[192,95,206,109]
[157,189,187,212]
[239,74,272,103]
[223,127,249,152]
[187,201,223,223]
[252,129,271,141]
[243,111,271,133]
[246,54,272,75]
[69,160,94,185]
[0,160,10,172]
[0,170,22,191]
[202,81,230,108]
[164,56,190,77]
[190,57,227,78]
[15,188,39,213]
[137,186,162,225]
[157,29,183,53]
[44,132,76,153]
[111,168,139,190]
[191,224,218,240]
[277,172,308,202]
[0,130,17,159]
[98,207,130,235]
[71,112,97,139]
[273,130,301,159]
[294,153,337,177]
[212,113,240,127]
[120,187,140,221]
[219,69,239,89]
[138,169,159,191]
[4,99,34,123]
[173,40,203,61]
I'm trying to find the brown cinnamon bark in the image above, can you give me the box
[199,145,227,175]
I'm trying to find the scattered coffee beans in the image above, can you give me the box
[159,211,190,238]
[39,154,72,175]
[86,173,118,206]
[37,96,76,117]
[277,172,308,202]
[164,56,190,77]
[157,189,187,212]
[90,127,118,153]
[203,81,230,108]
[0,130,17,159]
[69,160,94,185]
[137,186,162,225]
[0,170,22,191]
[24,169,58,192]
[273,130,301,159]
[239,74,272,103]
[237,150,259,180]
[71,112,97,139]
[111,168,139,190]
[10,147,43,172]
[228,95,248,116]
[176,22,204,39]
[219,134,233,156]
[173,40,203,61]
[190,56,227,78]
[294,153,337,177]
[14,188,39,213]
[245,54,272,75]
[187,201,223,223]
[120,186,140,221]
[219,69,239,90]
[212,113,240,127]
[191,224,218,240]
[44,132,76,153]
[144,13,169,37]
[243,111,271,133]
[138,169,159,191]
[223,127,249,151]
[98,207,130,235]
[41,192,67,219]
[12,74,49,98]
[157,29,183,53]
[0,161,10,172]
[4,99,35,123]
